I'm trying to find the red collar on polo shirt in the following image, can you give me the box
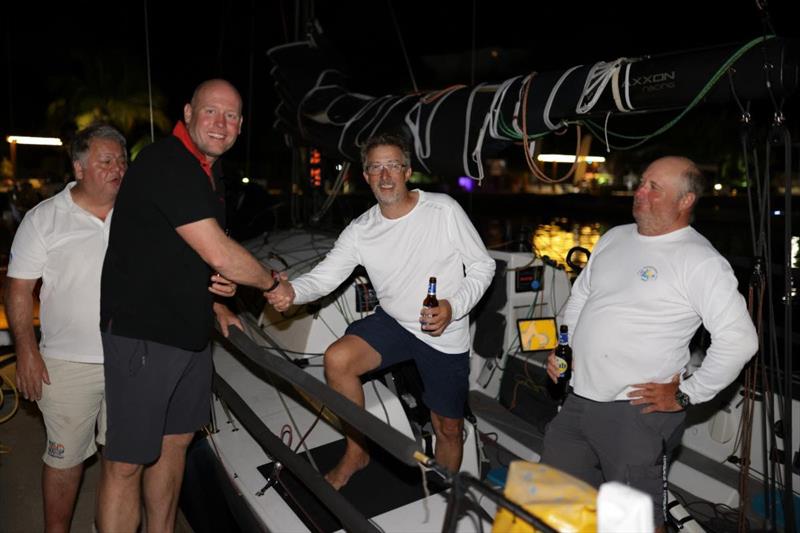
[172,121,215,189]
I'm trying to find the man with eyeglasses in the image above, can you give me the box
[266,132,495,489]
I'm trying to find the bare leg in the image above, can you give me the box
[97,457,143,533]
[430,412,464,472]
[42,463,83,533]
[322,335,382,490]
[142,433,193,533]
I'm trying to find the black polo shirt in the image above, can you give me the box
[100,134,225,351]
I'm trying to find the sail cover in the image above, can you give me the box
[268,29,797,179]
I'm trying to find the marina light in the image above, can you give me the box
[537,154,606,163]
[242,177,250,184]
[713,183,723,191]
[6,135,63,146]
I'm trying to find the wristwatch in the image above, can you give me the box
[675,389,691,409]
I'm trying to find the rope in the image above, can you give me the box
[575,58,627,115]
[543,65,582,130]
[386,0,418,93]
[143,0,155,142]
[461,83,488,179]
[520,72,581,184]
[405,86,466,175]
[310,162,350,224]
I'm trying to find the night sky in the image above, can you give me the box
[0,0,794,180]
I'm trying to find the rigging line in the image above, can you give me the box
[386,0,418,93]
[274,383,321,473]
[470,0,477,87]
[543,65,583,131]
[310,162,350,224]
[245,3,255,178]
[776,126,794,530]
[462,83,488,180]
[143,0,155,142]
[366,94,415,141]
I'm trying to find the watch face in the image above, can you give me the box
[676,391,690,408]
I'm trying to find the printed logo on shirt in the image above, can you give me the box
[638,266,658,281]
[47,440,65,459]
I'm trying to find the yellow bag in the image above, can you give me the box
[492,460,597,532]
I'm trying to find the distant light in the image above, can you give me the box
[713,183,722,191]
[242,177,250,184]
[335,164,343,171]
[773,210,782,216]
[537,154,606,163]
[458,176,475,192]
[6,135,62,146]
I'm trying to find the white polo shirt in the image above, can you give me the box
[7,182,111,363]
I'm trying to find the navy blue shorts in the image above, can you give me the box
[345,307,469,419]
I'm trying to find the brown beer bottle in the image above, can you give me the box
[421,277,438,330]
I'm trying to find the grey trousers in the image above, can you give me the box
[541,393,685,525]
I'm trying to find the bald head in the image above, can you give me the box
[190,79,242,111]
[183,79,243,164]
[633,156,703,236]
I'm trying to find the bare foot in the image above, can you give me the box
[324,455,370,490]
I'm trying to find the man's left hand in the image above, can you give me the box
[628,374,682,413]
[209,273,237,297]
[420,299,453,337]
[213,302,243,337]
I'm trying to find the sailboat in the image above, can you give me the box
[186,9,799,533]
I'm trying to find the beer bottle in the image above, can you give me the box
[421,277,438,331]
[551,325,572,400]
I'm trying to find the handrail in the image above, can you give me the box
[212,374,379,533]
[215,327,557,533]
[221,328,424,466]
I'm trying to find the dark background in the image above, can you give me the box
[1,0,796,185]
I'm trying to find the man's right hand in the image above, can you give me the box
[546,350,560,384]
[265,272,295,312]
[16,348,50,401]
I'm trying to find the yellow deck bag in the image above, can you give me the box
[492,460,597,532]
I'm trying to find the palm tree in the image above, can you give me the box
[45,49,171,159]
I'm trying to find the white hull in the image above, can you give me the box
[206,229,798,532]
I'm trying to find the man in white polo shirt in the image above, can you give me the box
[4,124,127,532]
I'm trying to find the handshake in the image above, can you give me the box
[264,271,295,312]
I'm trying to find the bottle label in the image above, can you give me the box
[555,356,568,377]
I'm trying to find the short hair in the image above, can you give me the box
[360,133,411,168]
[70,123,127,164]
[680,164,704,199]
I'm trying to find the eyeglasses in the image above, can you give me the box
[365,161,407,176]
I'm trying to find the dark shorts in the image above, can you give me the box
[345,307,469,419]
[101,332,212,465]
[541,394,685,525]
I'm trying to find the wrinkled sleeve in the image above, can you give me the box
[291,223,362,305]
[445,200,495,320]
[680,256,758,404]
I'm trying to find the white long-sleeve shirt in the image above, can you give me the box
[292,190,495,353]
[563,223,758,404]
